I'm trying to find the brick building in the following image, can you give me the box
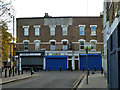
[103,0,120,88]
[16,13,103,71]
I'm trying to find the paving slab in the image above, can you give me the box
[77,73,107,88]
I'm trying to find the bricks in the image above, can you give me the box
[16,17,103,52]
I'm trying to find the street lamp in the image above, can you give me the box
[84,43,91,84]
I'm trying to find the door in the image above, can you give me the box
[75,60,78,70]
[68,60,72,70]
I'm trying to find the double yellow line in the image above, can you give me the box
[72,74,85,89]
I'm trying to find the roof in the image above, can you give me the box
[16,16,102,20]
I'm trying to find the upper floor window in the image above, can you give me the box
[34,25,40,36]
[34,40,40,51]
[23,40,29,51]
[50,40,56,50]
[49,25,56,36]
[23,26,29,36]
[90,25,97,36]
[79,39,85,50]
[79,25,85,35]
[90,40,97,50]
[62,39,68,50]
[62,25,68,36]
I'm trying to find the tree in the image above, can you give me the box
[1,22,12,63]
[0,0,14,23]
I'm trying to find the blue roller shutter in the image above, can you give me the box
[79,54,102,70]
[45,56,67,70]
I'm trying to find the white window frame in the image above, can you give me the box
[23,40,29,51]
[49,25,56,36]
[61,25,68,36]
[23,26,29,36]
[90,40,97,51]
[34,25,40,36]
[90,25,97,36]
[79,25,85,36]
[61,39,68,50]
[34,40,40,51]
[78,39,85,50]
[49,40,56,50]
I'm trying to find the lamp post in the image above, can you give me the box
[84,44,91,84]
[12,15,15,76]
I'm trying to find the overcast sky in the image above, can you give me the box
[13,0,104,18]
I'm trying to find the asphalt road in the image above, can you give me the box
[2,71,85,88]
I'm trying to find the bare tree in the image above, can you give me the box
[0,0,14,23]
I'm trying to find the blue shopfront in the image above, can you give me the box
[79,54,102,70]
[45,55,67,70]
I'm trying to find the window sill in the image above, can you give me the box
[91,34,97,36]
[80,35,85,36]
[24,35,29,37]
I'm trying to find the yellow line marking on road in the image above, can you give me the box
[72,74,85,89]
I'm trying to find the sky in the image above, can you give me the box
[13,0,104,18]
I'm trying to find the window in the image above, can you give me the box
[23,40,29,50]
[90,25,97,35]
[50,41,55,50]
[62,25,68,35]
[79,25,85,35]
[63,41,68,50]
[23,26,29,36]
[49,25,56,36]
[90,40,97,50]
[79,39,85,50]
[34,26,40,36]
[34,40,40,51]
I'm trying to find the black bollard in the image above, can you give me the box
[95,66,96,72]
[0,67,2,78]
[18,67,20,75]
[49,67,50,72]
[21,68,23,74]
[13,66,14,76]
[101,67,103,75]
[2,67,3,72]
[15,68,17,74]
[83,66,84,72]
[88,68,90,76]
[9,68,11,77]
[60,66,61,72]
[31,68,34,75]
[5,68,7,78]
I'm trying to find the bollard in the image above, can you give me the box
[88,68,90,76]
[13,66,14,76]
[31,69,32,75]
[2,67,3,72]
[83,66,84,72]
[0,67,2,78]
[71,66,72,71]
[21,68,23,74]
[101,67,103,75]
[95,66,96,72]
[48,67,50,72]
[5,68,7,78]
[31,68,34,75]
[60,66,61,72]
[9,68,11,77]
[18,67,20,75]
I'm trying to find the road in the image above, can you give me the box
[2,71,85,88]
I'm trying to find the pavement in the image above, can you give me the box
[77,72,108,89]
[0,72,41,85]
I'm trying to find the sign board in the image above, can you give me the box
[20,53,41,56]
